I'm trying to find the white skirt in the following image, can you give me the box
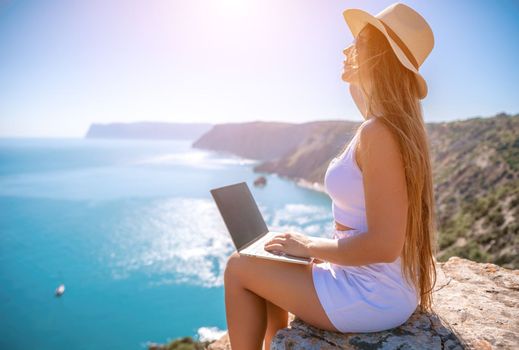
[311,228,419,333]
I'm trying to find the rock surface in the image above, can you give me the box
[209,257,519,350]
[207,334,231,350]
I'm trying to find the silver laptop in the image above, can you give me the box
[210,181,313,265]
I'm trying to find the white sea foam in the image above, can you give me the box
[197,326,227,342]
[136,150,259,169]
[270,203,334,237]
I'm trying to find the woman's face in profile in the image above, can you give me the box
[341,30,373,118]
[341,42,358,83]
[341,29,368,85]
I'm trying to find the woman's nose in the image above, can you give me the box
[343,44,354,56]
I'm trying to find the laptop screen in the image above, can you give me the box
[210,182,269,251]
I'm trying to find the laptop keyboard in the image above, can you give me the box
[244,235,285,257]
[239,233,313,264]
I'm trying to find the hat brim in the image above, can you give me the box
[343,8,428,99]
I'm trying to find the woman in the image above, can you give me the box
[223,3,437,349]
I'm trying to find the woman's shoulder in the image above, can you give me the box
[358,117,397,147]
[359,117,387,134]
[357,117,401,167]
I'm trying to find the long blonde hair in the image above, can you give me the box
[348,24,437,311]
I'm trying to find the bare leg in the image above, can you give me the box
[224,271,267,349]
[264,301,288,349]
[224,252,338,349]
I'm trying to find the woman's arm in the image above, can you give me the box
[266,119,408,265]
[311,119,408,265]
[307,232,397,266]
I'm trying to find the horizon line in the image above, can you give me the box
[1,111,516,139]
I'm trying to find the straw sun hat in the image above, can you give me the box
[343,2,434,99]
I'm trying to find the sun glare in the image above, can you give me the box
[218,0,252,16]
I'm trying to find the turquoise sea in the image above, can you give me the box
[0,138,335,349]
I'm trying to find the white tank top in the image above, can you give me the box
[322,127,419,308]
[324,130,368,231]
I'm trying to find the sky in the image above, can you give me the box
[1,0,518,137]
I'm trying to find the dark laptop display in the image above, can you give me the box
[210,182,269,251]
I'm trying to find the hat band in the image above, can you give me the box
[379,20,420,70]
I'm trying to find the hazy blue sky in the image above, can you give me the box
[1,0,518,137]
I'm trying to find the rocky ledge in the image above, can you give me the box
[208,257,519,350]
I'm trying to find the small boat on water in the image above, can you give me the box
[55,284,65,297]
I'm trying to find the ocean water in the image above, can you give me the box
[0,138,334,349]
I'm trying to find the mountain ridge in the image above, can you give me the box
[193,112,519,268]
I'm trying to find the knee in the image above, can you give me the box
[224,251,242,285]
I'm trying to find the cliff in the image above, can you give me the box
[206,257,519,349]
[85,122,213,140]
[192,113,519,269]
[192,120,359,162]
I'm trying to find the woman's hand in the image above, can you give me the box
[264,231,314,258]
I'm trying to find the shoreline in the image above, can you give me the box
[255,170,327,195]
[294,177,326,194]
